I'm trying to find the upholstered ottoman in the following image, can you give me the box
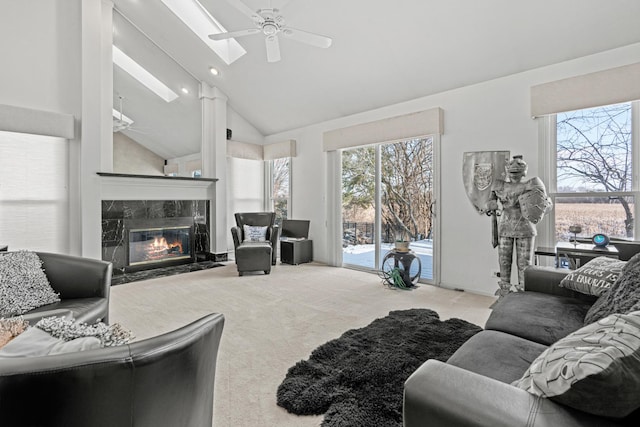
[235,242,272,275]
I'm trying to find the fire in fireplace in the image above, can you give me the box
[129,226,192,266]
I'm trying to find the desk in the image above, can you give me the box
[280,239,313,265]
[555,242,619,269]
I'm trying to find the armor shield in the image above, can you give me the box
[462,151,510,213]
[518,188,552,224]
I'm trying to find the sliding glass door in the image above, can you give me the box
[341,137,436,282]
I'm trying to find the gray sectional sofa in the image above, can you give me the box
[404,263,640,426]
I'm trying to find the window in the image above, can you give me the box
[269,157,290,225]
[552,101,638,241]
[341,137,436,282]
[0,131,70,252]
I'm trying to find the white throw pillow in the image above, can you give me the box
[243,225,268,242]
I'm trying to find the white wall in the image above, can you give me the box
[227,106,264,145]
[265,42,640,296]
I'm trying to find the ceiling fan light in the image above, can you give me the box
[263,23,278,36]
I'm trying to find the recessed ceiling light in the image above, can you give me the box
[160,0,246,65]
[181,87,189,94]
[209,67,219,76]
[113,46,178,102]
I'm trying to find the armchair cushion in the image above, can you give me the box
[0,251,60,317]
[513,311,640,418]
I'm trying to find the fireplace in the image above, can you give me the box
[129,226,191,266]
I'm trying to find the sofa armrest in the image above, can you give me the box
[403,360,621,427]
[37,252,111,300]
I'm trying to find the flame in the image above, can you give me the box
[145,237,183,258]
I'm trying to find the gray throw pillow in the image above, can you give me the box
[0,251,60,317]
[513,311,640,418]
[584,253,640,325]
[559,256,625,296]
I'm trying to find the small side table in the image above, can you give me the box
[0,245,7,252]
[381,250,422,286]
[280,239,313,265]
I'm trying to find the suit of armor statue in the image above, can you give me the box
[485,155,552,297]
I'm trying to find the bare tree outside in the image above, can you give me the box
[341,138,434,244]
[271,157,290,223]
[556,102,634,238]
[381,138,433,241]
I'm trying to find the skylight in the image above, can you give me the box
[160,0,246,65]
[113,46,179,102]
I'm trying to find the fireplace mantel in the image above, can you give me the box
[97,172,218,182]
[99,172,216,201]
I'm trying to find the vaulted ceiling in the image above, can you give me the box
[111,0,640,159]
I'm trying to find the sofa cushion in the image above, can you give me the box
[584,252,640,325]
[0,251,60,317]
[485,291,592,346]
[559,256,625,296]
[447,330,548,384]
[513,311,640,418]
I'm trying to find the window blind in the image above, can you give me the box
[0,131,70,252]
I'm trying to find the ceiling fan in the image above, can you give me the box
[208,0,332,63]
[113,96,133,132]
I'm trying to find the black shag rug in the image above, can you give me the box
[276,308,482,427]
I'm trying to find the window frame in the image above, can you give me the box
[540,100,640,245]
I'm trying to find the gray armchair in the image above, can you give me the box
[231,212,279,276]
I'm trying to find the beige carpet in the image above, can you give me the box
[110,262,495,427]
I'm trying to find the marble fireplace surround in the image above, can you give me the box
[102,199,210,274]
[99,173,221,275]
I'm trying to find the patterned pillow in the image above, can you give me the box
[584,253,640,325]
[0,251,60,317]
[559,256,626,296]
[243,225,268,242]
[513,311,640,418]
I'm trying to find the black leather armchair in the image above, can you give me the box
[231,212,279,276]
[1,251,112,324]
[0,313,225,427]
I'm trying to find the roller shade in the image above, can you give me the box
[0,104,75,139]
[323,107,443,151]
[263,139,296,160]
[531,62,640,117]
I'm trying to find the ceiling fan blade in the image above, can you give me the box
[209,28,261,41]
[282,27,332,48]
[265,35,281,63]
[224,0,264,23]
